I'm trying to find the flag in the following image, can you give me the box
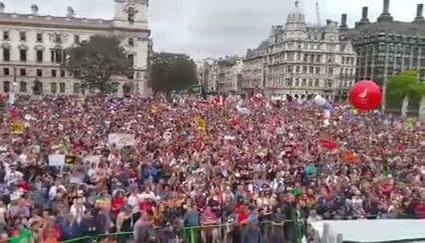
[198,118,207,132]
[10,121,25,135]
[342,151,358,163]
[318,139,337,151]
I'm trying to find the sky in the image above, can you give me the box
[3,0,424,60]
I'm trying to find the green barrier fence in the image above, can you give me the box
[61,219,304,243]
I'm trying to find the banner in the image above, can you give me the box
[108,133,136,148]
[48,154,65,167]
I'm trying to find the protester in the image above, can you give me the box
[0,93,423,243]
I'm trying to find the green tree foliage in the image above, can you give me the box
[62,35,133,94]
[386,70,425,111]
[149,52,197,92]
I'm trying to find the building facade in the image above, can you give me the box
[249,2,356,101]
[340,0,425,107]
[0,0,150,97]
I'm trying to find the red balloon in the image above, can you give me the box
[349,80,382,110]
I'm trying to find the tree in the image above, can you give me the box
[149,52,197,92]
[386,70,425,111]
[62,35,133,94]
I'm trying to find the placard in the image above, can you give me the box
[108,133,136,148]
[48,154,65,167]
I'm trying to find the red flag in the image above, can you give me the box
[318,139,337,151]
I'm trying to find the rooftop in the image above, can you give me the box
[0,11,148,33]
[354,21,425,38]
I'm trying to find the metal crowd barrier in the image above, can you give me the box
[61,219,305,243]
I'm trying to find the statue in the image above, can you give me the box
[401,96,409,118]
[67,7,75,18]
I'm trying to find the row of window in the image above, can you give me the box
[1,67,67,78]
[2,48,65,63]
[268,65,335,75]
[269,52,338,64]
[3,31,136,47]
[3,81,66,93]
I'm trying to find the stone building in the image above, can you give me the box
[0,0,150,97]
[202,56,243,93]
[340,0,425,106]
[242,1,357,101]
[241,41,268,92]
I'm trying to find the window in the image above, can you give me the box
[315,67,320,74]
[326,80,333,88]
[314,79,320,87]
[303,66,307,72]
[128,54,134,67]
[128,38,134,46]
[3,48,10,61]
[296,66,300,73]
[36,50,43,63]
[294,78,299,87]
[55,34,62,43]
[301,79,307,87]
[59,83,66,93]
[316,55,322,63]
[3,31,9,41]
[3,68,9,76]
[36,33,43,42]
[73,83,80,94]
[33,80,43,95]
[308,79,313,87]
[60,70,65,77]
[286,78,293,87]
[51,69,57,77]
[20,49,27,62]
[74,35,80,43]
[51,49,64,63]
[3,81,10,92]
[20,81,27,92]
[309,66,314,73]
[128,7,135,23]
[36,69,43,77]
[20,69,26,76]
[20,32,26,41]
[50,83,57,93]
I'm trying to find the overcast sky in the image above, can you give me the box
[3,0,424,60]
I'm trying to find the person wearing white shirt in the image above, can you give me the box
[4,168,23,187]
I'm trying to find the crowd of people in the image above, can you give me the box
[0,93,424,243]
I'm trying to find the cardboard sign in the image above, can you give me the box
[48,154,65,167]
[108,133,136,148]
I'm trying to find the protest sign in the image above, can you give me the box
[197,118,207,132]
[10,121,25,135]
[48,154,65,167]
[108,133,136,148]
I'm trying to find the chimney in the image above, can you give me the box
[414,4,424,23]
[362,7,368,19]
[31,4,39,15]
[383,0,390,13]
[340,14,348,29]
[355,7,370,28]
[0,2,4,13]
[378,0,393,22]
